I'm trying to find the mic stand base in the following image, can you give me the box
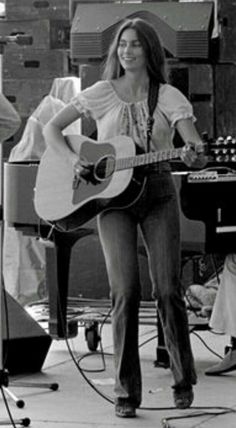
[0,419,31,427]
[0,370,30,426]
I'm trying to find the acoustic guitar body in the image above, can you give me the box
[34,134,145,230]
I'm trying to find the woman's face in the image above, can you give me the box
[117,28,146,72]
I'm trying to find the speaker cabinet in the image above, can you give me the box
[2,291,52,375]
[218,0,236,62]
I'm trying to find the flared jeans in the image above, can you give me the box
[97,168,197,407]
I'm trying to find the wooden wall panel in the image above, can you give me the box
[168,60,214,138]
[217,0,236,62]
[215,63,236,137]
[3,49,69,79]
[0,19,70,50]
[5,0,69,20]
[3,78,54,117]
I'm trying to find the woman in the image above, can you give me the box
[43,18,206,418]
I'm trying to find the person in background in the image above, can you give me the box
[43,18,206,418]
[3,77,81,306]
[205,254,236,375]
[0,92,21,142]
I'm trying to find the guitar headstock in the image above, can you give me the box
[207,135,236,163]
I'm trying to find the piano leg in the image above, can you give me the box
[44,228,94,339]
[154,310,170,368]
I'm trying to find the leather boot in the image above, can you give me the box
[205,348,236,375]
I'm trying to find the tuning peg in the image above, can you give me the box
[201,131,208,142]
[216,136,224,145]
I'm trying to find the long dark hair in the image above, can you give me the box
[102,17,167,85]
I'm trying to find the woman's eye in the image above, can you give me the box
[118,41,141,48]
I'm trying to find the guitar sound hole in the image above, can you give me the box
[94,155,115,180]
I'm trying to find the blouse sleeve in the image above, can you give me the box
[158,84,195,127]
[70,81,115,120]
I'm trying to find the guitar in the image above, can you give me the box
[34,134,184,230]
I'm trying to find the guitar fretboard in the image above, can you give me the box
[116,147,183,171]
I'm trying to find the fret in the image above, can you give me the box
[136,154,146,166]
[116,147,183,171]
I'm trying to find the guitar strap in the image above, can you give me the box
[146,80,159,152]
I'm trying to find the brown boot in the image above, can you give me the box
[115,403,136,418]
[205,349,236,375]
[173,386,194,409]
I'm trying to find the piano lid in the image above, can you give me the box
[70,1,214,60]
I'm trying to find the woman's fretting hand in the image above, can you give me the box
[181,142,208,169]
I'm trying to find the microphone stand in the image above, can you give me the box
[0,38,31,427]
[0,34,57,426]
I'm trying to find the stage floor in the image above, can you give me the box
[0,309,236,428]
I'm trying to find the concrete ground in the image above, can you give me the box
[0,312,236,428]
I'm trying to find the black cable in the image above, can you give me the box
[64,337,114,404]
[0,386,17,428]
[210,254,223,285]
[60,310,236,425]
[55,282,114,404]
[0,281,21,426]
[52,264,235,424]
[75,344,236,422]
[185,289,204,316]
[139,334,158,348]
[161,406,236,427]
[72,323,236,425]
[184,290,226,361]
[191,330,223,360]
[1,282,10,370]
[76,351,108,374]
[76,308,112,374]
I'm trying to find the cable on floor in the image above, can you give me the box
[160,405,236,427]
[54,275,236,424]
[191,330,223,360]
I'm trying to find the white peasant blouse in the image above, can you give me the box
[71,80,195,152]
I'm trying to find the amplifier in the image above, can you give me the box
[187,167,236,183]
[180,169,236,253]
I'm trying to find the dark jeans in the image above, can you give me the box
[97,166,197,407]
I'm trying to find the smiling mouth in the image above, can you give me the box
[122,57,135,61]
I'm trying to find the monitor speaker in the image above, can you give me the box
[1,290,52,375]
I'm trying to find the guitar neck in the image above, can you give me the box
[116,147,183,171]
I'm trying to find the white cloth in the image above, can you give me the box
[209,254,236,337]
[3,77,81,305]
[49,76,82,103]
[9,95,81,162]
[3,228,46,305]
[9,76,81,161]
